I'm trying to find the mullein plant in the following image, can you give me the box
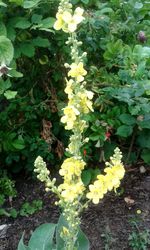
[18,1,125,250]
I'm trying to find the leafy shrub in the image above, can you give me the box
[0,0,150,179]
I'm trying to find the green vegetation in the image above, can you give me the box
[0,0,150,248]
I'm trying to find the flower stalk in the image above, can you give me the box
[34,0,125,249]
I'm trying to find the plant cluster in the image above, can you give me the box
[0,0,150,180]
[18,0,125,249]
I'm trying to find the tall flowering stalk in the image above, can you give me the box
[34,1,125,249]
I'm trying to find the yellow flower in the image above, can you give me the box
[86,181,104,204]
[77,91,94,113]
[59,180,85,202]
[61,105,80,130]
[87,148,125,204]
[64,79,74,97]
[54,13,64,31]
[54,8,84,33]
[68,62,87,82]
[59,157,85,181]
[62,226,69,236]
[74,7,84,23]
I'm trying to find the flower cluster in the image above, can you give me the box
[86,148,125,204]
[54,1,84,33]
[58,157,85,202]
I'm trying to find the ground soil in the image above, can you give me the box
[0,169,150,250]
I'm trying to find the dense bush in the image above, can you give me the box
[0,0,150,179]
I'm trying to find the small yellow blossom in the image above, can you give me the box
[62,226,69,236]
[61,105,80,130]
[54,7,84,33]
[68,62,87,82]
[77,91,93,113]
[59,180,85,202]
[64,79,74,97]
[59,157,85,181]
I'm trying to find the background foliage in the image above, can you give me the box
[0,0,150,184]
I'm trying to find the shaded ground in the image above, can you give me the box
[0,170,150,250]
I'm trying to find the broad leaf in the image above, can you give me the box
[23,0,40,9]
[28,223,56,250]
[141,149,150,164]
[119,114,136,125]
[0,36,14,64]
[81,170,92,186]
[32,37,50,48]
[116,125,133,137]
[4,90,17,99]
[15,17,31,29]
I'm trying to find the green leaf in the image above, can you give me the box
[4,90,17,99]
[15,18,31,29]
[119,114,136,125]
[31,17,55,30]
[136,131,150,149]
[89,133,101,141]
[28,223,56,250]
[81,0,89,4]
[9,208,18,218]
[76,228,90,250]
[9,0,23,5]
[23,0,40,9]
[81,170,92,186]
[32,37,50,48]
[0,22,7,36]
[141,149,150,164]
[17,234,31,250]
[0,36,14,64]
[11,138,25,150]
[134,2,143,9]
[0,79,11,94]
[9,69,23,78]
[20,43,35,57]
[0,1,7,7]
[116,125,133,137]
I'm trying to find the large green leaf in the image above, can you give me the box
[0,36,14,64]
[119,114,136,126]
[15,17,31,29]
[56,214,90,250]
[20,43,35,57]
[28,223,56,250]
[116,125,133,137]
[32,37,50,48]
[136,131,150,149]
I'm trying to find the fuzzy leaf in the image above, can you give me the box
[28,223,56,250]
